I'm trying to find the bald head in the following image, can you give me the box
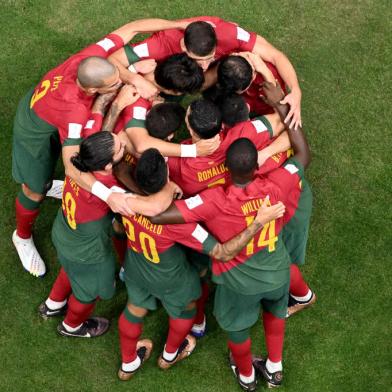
[77,56,117,88]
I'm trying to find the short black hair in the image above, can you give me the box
[220,94,249,127]
[71,132,114,172]
[135,148,168,194]
[184,21,217,56]
[155,53,204,94]
[146,103,185,140]
[188,99,222,139]
[218,56,253,93]
[226,138,258,175]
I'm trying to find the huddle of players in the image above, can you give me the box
[11,16,314,391]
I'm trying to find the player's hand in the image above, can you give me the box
[280,87,302,130]
[195,134,220,157]
[261,81,285,106]
[134,59,157,75]
[107,192,136,216]
[115,84,140,109]
[132,74,158,99]
[255,196,285,226]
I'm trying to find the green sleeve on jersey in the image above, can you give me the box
[254,115,273,138]
[202,234,218,255]
[285,157,305,179]
[125,118,146,130]
[124,45,140,65]
[63,138,82,147]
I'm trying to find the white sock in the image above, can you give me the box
[122,355,141,372]
[239,366,255,384]
[266,358,282,373]
[62,321,82,332]
[45,298,67,310]
[292,289,312,302]
[163,345,178,361]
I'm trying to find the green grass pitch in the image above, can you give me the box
[0,1,390,391]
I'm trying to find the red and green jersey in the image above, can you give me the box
[52,172,119,265]
[175,158,304,294]
[243,62,286,116]
[28,34,124,146]
[125,16,256,64]
[168,116,274,197]
[121,214,217,287]
[113,97,152,134]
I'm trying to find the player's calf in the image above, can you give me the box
[157,334,196,370]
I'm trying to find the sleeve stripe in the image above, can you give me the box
[284,163,299,174]
[133,106,147,120]
[237,27,250,42]
[185,194,203,210]
[251,119,268,133]
[133,43,149,58]
[68,123,82,138]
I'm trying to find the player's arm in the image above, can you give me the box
[262,82,310,168]
[62,145,135,215]
[252,35,302,129]
[126,126,220,157]
[125,181,182,216]
[148,202,185,224]
[257,131,290,166]
[210,198,285,261]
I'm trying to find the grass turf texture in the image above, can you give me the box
[0,1,390,391]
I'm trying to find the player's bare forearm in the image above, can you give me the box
[113,161,144,195]
[102,101,122,132]
[149,203,185,224]
[209,220,263,262]
[62,145,96,192]
[91,92,117,116]
[128,182,178,216]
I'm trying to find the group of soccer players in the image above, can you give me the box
[11,16,315,390]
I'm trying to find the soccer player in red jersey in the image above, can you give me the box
[117,148,285,379]
[109,16,302,128]
[12,18,189,277]
[38,132,181,338]
[150,83,311,389]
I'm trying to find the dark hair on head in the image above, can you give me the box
[184,21,217,56]
[77,56,117,88]
[220,94,249,127]
[135,148,168,194]
[71,132,114,172]
[155,53,204,94]
[218,56,253,93]
[226,138,258,175]
[146,103,185,140]
[188,99,222,139]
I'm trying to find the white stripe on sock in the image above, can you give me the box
[292,289,312,302]
[266,359,282,373]
[46,298,66,310]
[239,366,255,383]
[62,321,82,332]
[122,355,141,372]
[163,345,178,361]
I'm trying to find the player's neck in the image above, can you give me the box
[231,173,254,188]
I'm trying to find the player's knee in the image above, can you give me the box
[199,268,208,278]
[21,183,44,202]
[127,303,148,318]
[185,301,197,311]
[113,219,125,235]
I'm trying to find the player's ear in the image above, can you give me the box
[86,87,98,95]
[104,162,113,171]
[180,38,187,53]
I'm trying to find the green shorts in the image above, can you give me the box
[124,258,201,319]
[213,283,289,332]
[59,256,116,303]
[283,179,312,265]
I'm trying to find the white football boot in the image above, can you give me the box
[46,180,64,199]
[12,230,46,277]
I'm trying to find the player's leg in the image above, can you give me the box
[191,269,209,338]
[13,184,46,276]
[38,267,71,318]
[256,285,288,388]
[158,301,197,369]
[118,303,152,381]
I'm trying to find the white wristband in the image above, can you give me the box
[91,181,112,202]
[128,64,137,73]
[181,144,197,158]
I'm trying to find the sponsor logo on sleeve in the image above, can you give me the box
[68,123,82,139]
[133,43,149,58]
[185,194,203,210]
[84,120,95,129]
[237,27,250,42]
[96,38,115,52]
[192,224,208,243]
